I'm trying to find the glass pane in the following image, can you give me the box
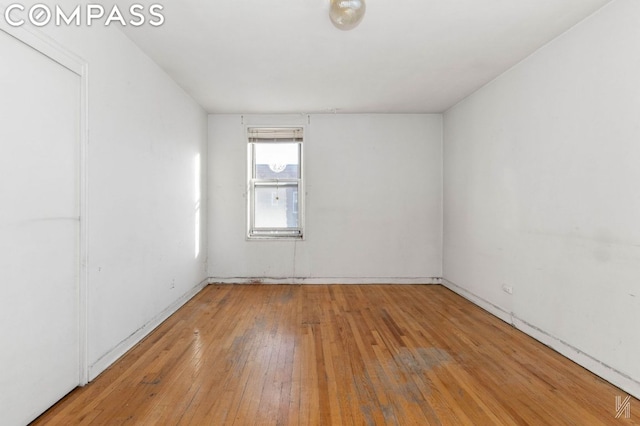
[254,185,299,229]
[254,143,299,179]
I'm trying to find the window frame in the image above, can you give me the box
[246,126,305,240]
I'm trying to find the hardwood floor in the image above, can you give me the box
[33,285,638,425]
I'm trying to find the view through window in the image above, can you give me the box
[247,127,303,239]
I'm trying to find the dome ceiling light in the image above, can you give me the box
[329,0,366,31]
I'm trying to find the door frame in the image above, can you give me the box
[0,16,90,385]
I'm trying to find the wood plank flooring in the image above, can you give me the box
[33,285,638,425]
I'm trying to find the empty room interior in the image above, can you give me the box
[1,0,640,424]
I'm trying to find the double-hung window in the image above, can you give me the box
[247,127,303,239]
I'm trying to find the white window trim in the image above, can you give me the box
[246,125,305,241]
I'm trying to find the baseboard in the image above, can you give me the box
[87,277,209,381]
[442,278,640,400]
[441,279,514,324]
[208,277,442,285]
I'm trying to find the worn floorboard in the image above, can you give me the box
[32,285,638,425]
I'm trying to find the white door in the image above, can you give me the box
[0,29,81,425]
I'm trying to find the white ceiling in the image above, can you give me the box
[121,0,612,114]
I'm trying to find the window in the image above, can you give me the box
[247,127,303,239]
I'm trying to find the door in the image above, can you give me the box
[0,29,81,425]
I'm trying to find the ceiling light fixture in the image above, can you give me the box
[329,0,366,31]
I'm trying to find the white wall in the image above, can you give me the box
[36,21,209,378]
[443,0,640,398]
[209,114,442,283]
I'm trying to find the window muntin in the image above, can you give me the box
[248,127,303,239]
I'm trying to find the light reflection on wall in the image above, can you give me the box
[194,153,201,259]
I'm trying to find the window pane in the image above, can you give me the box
[254,143,299,179]
[254,185,299,229]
